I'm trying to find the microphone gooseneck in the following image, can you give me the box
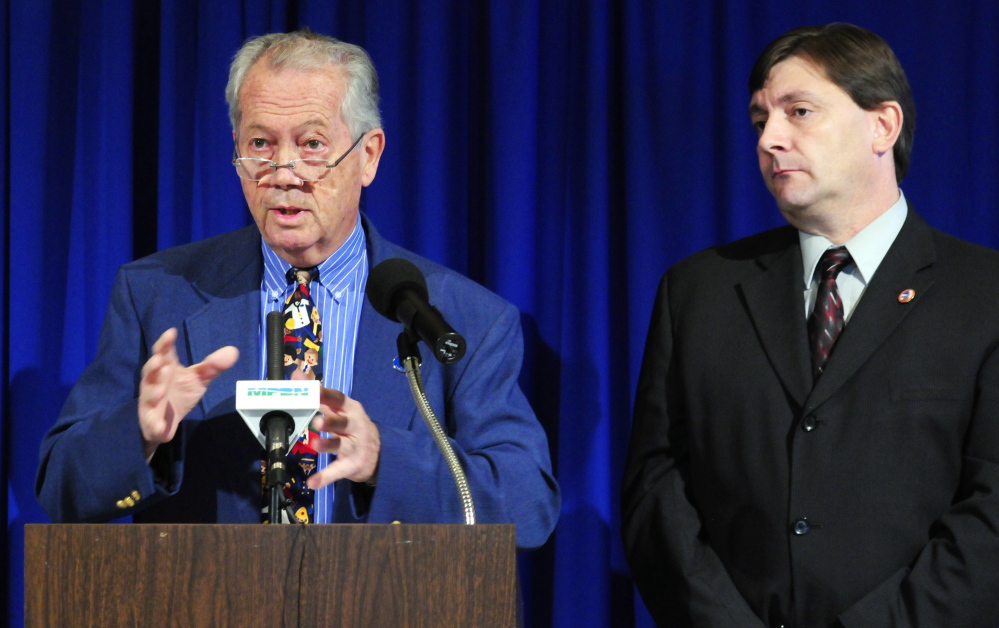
[367,258,476,524]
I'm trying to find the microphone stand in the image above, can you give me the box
[396,329,476,525]
[263,310,295,524]
[261,411,294,524]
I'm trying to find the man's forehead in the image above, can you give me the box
[237,61,346,129]
[241,59,344,99]
[749,56,836,108]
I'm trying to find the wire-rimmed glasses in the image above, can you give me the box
[232,133,366,182]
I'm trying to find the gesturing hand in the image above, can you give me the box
[306,387,381,489]
[138,328,239,461]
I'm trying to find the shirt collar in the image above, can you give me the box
[261,216,367,304]
[799,190,908,288]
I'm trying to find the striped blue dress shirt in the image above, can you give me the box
[257,216,369,522]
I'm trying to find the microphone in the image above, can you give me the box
[236,312,320,504]
[366,258,466,364]
[261,311,293,491]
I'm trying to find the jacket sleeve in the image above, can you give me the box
[621,273,768,627]
[361,298,560,551]
[35,268,180,522]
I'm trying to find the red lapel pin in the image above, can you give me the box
[898,288,915,303]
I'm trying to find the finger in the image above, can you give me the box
[141,379,169,407]
[319,387,347,409]
[190,346,239,383]
[142,330,180,380]
[306,459,351,490]
[311,434,342,454]
[140,350,164,380]
[312,413,348,434]
[140,354,173,406]
[151,327,177,355]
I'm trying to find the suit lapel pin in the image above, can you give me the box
[897,288,915,303]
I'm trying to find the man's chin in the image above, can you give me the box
[771,187,817,214]
[774,196,820,225]
[262,232,322,264]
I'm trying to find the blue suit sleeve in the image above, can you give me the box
[35,268,180,522]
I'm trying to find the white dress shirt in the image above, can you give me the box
[799,190,909,323]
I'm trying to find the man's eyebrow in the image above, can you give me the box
[241,119,331,133]
[777,90,817,104]
[748,90,819,116]
[242,122,270,133]
[297,118,329,130]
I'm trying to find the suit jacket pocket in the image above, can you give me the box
[888,376,964,401]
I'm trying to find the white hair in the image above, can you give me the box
[225,29,382,137]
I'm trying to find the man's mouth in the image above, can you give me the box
[273,206,307,216]
[771,162,803,176]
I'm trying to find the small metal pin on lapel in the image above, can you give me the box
[897,289,916,303]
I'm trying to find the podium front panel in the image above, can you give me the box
[25,523,516,627]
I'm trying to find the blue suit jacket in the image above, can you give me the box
[37,217,560,550]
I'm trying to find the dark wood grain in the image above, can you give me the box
[25,524,516,627]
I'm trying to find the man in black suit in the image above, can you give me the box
[622,23,999,628]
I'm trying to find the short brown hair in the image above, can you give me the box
[749,23,916,181]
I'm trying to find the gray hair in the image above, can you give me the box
[225,29,382,137]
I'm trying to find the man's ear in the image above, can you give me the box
[360,128,386,187]
[871,100,903,156]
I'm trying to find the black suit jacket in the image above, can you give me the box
[622,211,999,628]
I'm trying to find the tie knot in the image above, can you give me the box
[817,248,852,280]
[287,267,319,285]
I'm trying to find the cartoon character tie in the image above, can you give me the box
[263,267,323,523]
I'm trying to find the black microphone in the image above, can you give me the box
[366,258,466,364]
[261,311,293,494]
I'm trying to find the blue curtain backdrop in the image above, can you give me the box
[4,1,998,626]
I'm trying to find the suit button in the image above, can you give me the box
[802,415,817,432]
[792,519,811,535]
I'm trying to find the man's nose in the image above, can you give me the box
[269,147,304,187]
[758,118,788,154]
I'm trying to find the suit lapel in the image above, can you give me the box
[350,300,415,415]
[186,286,260,416]
[350,217,421,427]
[739,239,813,408]
[804,212,937,411]
[184,229,264,415]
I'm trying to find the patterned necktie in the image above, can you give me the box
[283,267,323,381]
[263,267,323,523]
[808,247,853,379]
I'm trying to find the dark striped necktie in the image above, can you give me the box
[808,247,853,379]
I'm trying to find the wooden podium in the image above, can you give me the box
[24,523,516,627]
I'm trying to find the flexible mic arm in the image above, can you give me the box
[396,329,476,525]
[367,259,476,524]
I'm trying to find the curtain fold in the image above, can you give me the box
[5,2,998,626]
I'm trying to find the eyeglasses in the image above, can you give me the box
[232,133,366,182]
